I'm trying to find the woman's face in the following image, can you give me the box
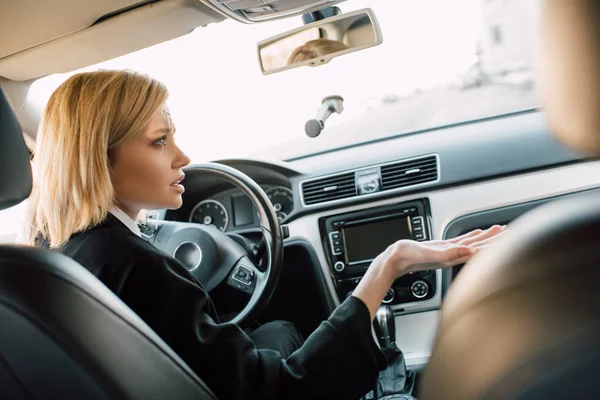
[111,111,190,216]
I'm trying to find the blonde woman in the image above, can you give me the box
[288,38,349,65]
[27,70,505,399]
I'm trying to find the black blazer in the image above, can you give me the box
[48,215,386,399]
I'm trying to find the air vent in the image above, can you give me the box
[302,172,356,205]
[381,156,438,190]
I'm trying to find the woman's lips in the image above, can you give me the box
[170,174,185,193]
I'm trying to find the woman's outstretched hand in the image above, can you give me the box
[383,224,508,276]
[352,225,508,320]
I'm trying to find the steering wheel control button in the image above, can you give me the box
[173,242,202,272]
[232,265,254,286]
[334,261,345,272]
[232,282,248,291]
[410,280,429,299]
[382,288,395,304]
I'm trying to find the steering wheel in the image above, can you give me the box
[146,163,284,329]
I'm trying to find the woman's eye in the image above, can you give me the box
[154,136,167,146]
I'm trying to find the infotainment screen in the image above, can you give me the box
[342,216,412,264]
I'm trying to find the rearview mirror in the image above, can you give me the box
[257,8,383,75]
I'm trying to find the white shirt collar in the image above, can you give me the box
[109,207,141,237]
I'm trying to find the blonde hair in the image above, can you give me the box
[288,39,349,65]
[26,70,172,248]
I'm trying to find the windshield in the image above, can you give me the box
[28,0,541,162]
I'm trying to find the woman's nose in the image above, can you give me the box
[174,145,191,168]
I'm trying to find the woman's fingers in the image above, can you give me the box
[431,244,475,265]
[438,245,476,268]
[402,227,507,273]
[447,225,505,244]
[459,225,506,246]
[446,229,484,244]
[415,226,508,271]
[470,231,510,249]
[472,228,510,247]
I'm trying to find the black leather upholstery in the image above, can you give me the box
[0,87,217,399]
[421,191,600,399]
[0,88,31,210]
[0,246,218,399]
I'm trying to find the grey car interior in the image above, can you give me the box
[1,0,600,399]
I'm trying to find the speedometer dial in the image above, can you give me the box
[266,186,294,222]
[190,199,229,231]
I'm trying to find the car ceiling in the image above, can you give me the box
[0,0,344,82]
[0,0,226,81]
[0,0,151,60]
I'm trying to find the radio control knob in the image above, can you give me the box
[382,288,395,304]
[334,261,345,272]
[410,280,429,299]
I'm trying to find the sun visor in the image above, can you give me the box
[0,0,225,81]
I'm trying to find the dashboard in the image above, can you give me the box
[166,160,302,233]
[186,184,293,232]
[160,109,600,369]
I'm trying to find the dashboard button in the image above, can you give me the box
[334,261,345,272]
[329,232,343,255]
[411,217,424,227]
[382,288,395,304]
[410,280,429,299]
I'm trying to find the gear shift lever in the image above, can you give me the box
[374,305,396,350]
[371,305,416,399]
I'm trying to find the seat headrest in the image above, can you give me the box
[421,191,600,399]
[0,86,32,210]
[541,1,600,154]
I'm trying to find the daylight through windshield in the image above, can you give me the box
[28,0,541,162]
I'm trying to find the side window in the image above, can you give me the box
[0,201,27,243]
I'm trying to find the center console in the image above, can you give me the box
[320,199,436,306]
